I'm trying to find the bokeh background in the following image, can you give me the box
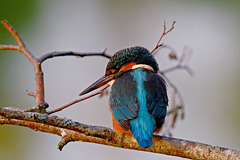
[0,0,240,160]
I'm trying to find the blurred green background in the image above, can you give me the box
[0,0,240,160]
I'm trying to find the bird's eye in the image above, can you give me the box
[106,70,111,76]
[106,69,116,76]
[115,65,120,69]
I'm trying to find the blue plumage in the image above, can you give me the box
[110,68,167,148]
[110,71,138,130]
[80,46,168,148]
[129,69,155,148]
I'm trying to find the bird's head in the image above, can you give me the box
[79,46,159,95]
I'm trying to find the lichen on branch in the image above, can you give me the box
[0,107,239,159]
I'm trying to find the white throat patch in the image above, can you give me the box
[107,80,115,86]
[131,64,154,71]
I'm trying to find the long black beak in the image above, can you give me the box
[79,74,115,96]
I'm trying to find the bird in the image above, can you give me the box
[80,46,168,148]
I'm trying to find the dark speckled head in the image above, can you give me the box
[106,46,159,73]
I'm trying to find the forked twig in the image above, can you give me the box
[0,20,111,112]
[0,20,48,111]
[151,21,176,54]
[161,46,194,75]
[157,46,193,134]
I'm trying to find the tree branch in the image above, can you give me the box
[0,20,111,113]
[2,20,238,159]
[47,85,110,115]
[38,49,111,63]
[0,107,239,159]
[0,20,48,111]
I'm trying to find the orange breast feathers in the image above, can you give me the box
[109,100,131,135]
[111,112,132,135]
[111,112,164,135]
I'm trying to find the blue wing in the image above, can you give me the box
[110,71,138,131]
[145,71,168,129]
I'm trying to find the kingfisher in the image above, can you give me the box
[80,46,168,148]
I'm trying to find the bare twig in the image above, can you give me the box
[156,46,193,134]
[160,73,185,134]
[155,44,178,60]
[160,46,194,75]
[0,20,48,111]
[151,21,176,54]
[0,21,37,66]
[0,45,19,51]
[26,90,36,97]
[0,107,239,159]
[47,85,109,115]
[39,49,111,63]
[0,20,112,113]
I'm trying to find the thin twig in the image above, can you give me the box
[26,90,36,97]
[39,49,111,63]
[161,64,194,76]
[151,21,176,54]
[0,45,19,51]
[160,46,194,75]
[157,47,192,133]
[155,44,178,60]
[160,73,184,105]
[1,20,25,48]
[1,20,37,66]
[47,85,109,115]
[158,75,184,136]
[159,47,193,129]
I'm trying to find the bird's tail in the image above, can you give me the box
[130,118,155,148]
[136,137,153,148]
